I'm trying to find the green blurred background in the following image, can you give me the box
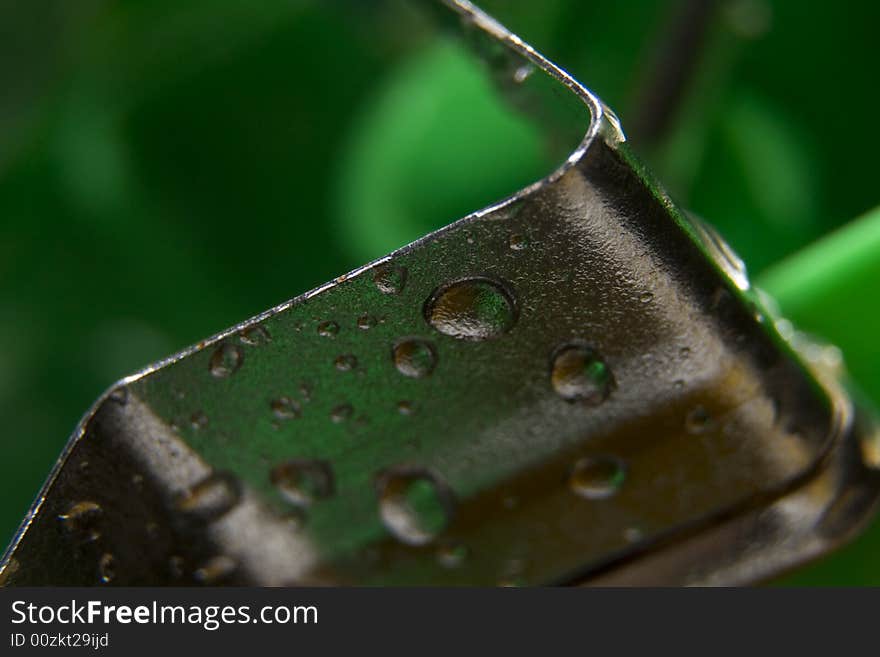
[1,0,878,584]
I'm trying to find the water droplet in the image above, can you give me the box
[376,467,454,546]
[508,233,528,250]
[194,555,237,584]
[639,291,654,303]
[271,396,302,420]
[686,406,711,434]
[569,456,626,500]
[512,63,535,84]
[239,325,271,346]
[673,379,685,392]
[59,501,102,541]
[397,400,415,415]
[392,339,437,378]
[437,542,469,568]
[317,320,339,337]
[357,314,376,330]
[270,459,335,507]
[330,404,353,423]
[374,264,408,295]
[109,386,128,405]
[550,344,614,404]
[424,277,517,340]
[98,553,116,584]
[334,354,358,371]
[190,411,208,430]
[176,472,241,522]
[209,343,243,378]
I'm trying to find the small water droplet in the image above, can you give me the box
[437,542,469,568]
[109,386,128,405]
[299,382,313,402]
[508,233,528,250]
[569,456,626,500]
[686,406,711,433]
[392,339,437,378]
[330,404,353,423]
[374,264,408,295]
[239,325,271,346]
[512,63,535,84]
[270,459,334,507]
[673,379,685,392]
[194,555,237,584]
[376,467,454,546]
[550,344,614,404]
[640,291,654,303]
[425,277,517,340]
[209,343,243,378]
[190,411,208,430]
[334,354,358,371]
[271,396,302,420]
[98,553,116,584]
[59,501,102,541]
[176,472,241,522]
[317,320,339,337]
[397,400,415,415]
[357,314,376,330]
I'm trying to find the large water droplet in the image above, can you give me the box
[392,339,437,378]
[176,472,241,522]
[374,264,408,295]
[376,467,454,546]
[550,344,614,404]
[270,459,335,507]
[424,277,517,340]
[209,343,243,378]
[569,456,626,500]
[59,501,102,541]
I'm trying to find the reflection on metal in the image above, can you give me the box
[1,0,877,586]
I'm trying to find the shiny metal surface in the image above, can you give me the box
[2,0,877,586]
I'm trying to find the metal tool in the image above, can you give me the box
[2,0,878,586]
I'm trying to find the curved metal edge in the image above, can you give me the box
[0,0,619,571]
